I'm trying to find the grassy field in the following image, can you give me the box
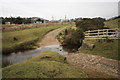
[2,51,87,78]
[104,18,120,28]
[80,39,119,60]
[2,23,66,31]
[2,24,70,54]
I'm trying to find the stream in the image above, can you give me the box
[2,45,68,67]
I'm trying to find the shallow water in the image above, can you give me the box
[2,45,68,67]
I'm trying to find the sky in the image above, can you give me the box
[0,0,119,20]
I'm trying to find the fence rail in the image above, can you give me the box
[85,28,119,39]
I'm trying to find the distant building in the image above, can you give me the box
[31,17,48,23]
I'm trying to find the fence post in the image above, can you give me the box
[98,29,99,37]
[116,29,118,37]
[103,29,105,37]
[106,29,108,36]
[88,30,90,37]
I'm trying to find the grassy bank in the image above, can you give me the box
[80,39,119,60]
[104,18,120,28]
[2,51,87,78]
[3,24,69,54]
[2,23,67,32]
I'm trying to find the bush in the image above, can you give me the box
[57,28,84,47]
[75,18,105,31]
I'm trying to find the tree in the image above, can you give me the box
[75,18,105,31]
[14,17,23,24]
[1,17,32,24]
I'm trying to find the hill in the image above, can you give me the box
[104,17,120,28]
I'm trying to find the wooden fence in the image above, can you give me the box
[85,28,119,39]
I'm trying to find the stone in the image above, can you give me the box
[79,42,95,50]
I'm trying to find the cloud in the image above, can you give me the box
[0,0,118,20]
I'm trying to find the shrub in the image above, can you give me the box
[57,28,84,47]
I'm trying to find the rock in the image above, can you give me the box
[13,37,18,41]
[80,42,95,50]
[59,49,62,51]
[32,46,38,49]
[41,56,51,59]
[64,57,67,60]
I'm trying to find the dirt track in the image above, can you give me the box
[66,53,119,78]
[38,26,68,46]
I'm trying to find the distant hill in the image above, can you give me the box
[104,16,120,28]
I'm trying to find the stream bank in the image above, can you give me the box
[2,25,70,67]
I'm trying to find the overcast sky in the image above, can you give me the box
[0,0,119,20]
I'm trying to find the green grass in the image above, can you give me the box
[80,39,119,60]
[31,51,67,63]
[2,51,87,78]
[2,24,69,54]
[104,18,120,28]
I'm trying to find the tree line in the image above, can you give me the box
[1,17,32,24]
[1,17,47,24]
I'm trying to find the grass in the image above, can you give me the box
[31,51,67,63]
[2,51,87,78]
[104,18,120,28]
[2,23,64,32]
[2,24,69,54]
[80,39,119,60]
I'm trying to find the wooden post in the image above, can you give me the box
[116,30,118,37]
[98,29,99,37]
[88,30,90,37]
[103,29,105,36]
[106,29,108,36]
